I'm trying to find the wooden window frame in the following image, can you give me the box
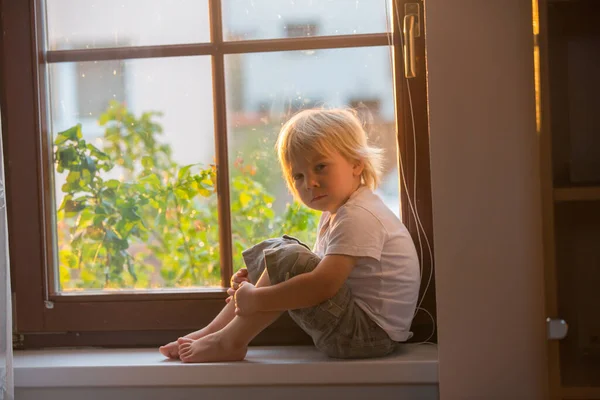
[1,0,435,348]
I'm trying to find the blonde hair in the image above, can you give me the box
[275,108,384,198]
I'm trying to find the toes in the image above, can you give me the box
[180,350,192,362]
[159,346,172,357]
[177,337,193,345]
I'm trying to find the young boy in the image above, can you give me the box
[160,108,420,362]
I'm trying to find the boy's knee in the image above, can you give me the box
[241,236,320,285]
[265,244,320,284]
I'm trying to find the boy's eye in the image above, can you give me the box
[315,164,326,172]
[292,173,303,181]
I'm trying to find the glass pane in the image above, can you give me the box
[45,0,210,50]
[225,46,400,270]
[49,57,219,291]
[222,0,390,41]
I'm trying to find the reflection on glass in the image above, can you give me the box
[222,0,390,41]
[45,0,210,50]
[225,46,400,271]
[49,57,218,291]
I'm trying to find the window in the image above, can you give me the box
[75,60,126,118]
[49,56,127,140]
[2,0,435,348]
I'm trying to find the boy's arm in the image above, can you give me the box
[253,254,356,312]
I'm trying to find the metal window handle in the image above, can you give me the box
[403,14,417,78]
[547,318,568,340]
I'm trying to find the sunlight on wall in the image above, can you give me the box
[532,0,541,135]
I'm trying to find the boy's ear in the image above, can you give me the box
[353,160,365,176]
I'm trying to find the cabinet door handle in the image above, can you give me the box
[547,318,568,340]
[403,14,417,79]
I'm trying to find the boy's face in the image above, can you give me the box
[290,149,363,214]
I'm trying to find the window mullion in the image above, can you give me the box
[221,33,389,54]
[209,0,233,287]
[44,34,389,64]
[45,43,216,63]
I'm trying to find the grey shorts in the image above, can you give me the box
[242,235,397,359]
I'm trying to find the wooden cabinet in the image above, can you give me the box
[538,0,600,398]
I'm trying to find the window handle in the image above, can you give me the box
[547,318,568,340]
[403,13,417,78]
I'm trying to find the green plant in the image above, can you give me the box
[54,101,319,290]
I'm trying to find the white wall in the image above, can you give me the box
[426,0,549,398]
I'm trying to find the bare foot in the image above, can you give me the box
[159,328,212,359]
[159,340,183,359]
[177,334,247,363]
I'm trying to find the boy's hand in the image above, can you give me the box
[225,268,250,302]
[231,267,250,289]
[233,282,259,316]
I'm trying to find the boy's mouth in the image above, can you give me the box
[312,195,327,202]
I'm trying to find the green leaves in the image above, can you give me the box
[86,143,110,161]
[63,198,86,217]
[239,192,252,208]
[55,103,319,291]
[105,179,121,189]
[141,156,154,170]
[55,124,82,145]
[177,164,192,180]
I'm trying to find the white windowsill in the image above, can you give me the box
[15,344,438,388]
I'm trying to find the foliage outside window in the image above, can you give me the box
[55,101,319,290]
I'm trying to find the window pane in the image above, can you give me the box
[45,0,210,50]
[222,0,390,41]
[225,46,400,270]
[49,57,219,291]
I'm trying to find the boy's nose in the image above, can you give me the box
[305,175,319,189]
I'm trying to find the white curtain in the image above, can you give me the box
[0,120,14,399]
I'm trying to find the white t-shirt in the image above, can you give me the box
[313,186,420,342]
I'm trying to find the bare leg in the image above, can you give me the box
[178,269,282,363]
[159,294,237,359]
